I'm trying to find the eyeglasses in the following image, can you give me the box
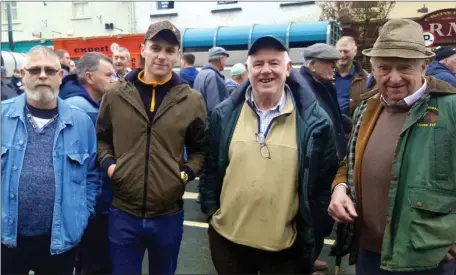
[24,66,60,76]
[260,143,271,159]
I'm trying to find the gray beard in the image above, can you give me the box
[26,87,58,105]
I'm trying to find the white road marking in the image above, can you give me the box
[183,192,198,199]
[182,219,336,245]
[184,220,209,228]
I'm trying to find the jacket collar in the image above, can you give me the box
[7,93,73,126]
[230,69,316,114]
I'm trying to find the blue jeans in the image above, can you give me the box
[356,249,456,275]
[108,207,184,275]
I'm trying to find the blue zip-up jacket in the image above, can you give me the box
[193,64,229,118]
[425,61,456,88]
[1,94,100,254]
[59,74,112,215]
[179,66,199,88]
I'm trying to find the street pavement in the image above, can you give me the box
[142,179,356,274]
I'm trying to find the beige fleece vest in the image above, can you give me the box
[210,91,299,251]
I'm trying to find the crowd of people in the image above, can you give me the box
[1,17,456,275]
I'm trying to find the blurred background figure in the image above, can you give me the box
[10,68,25,94]
[425,47,456,87]
[112,47,132,80]
[179,53,199,88]
[225,63,247,95]
[69,60,77,74]
[55,49,71,77]
[1,66,19,100]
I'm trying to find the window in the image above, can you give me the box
[157,1,174,10]
[217,1,238,4]
[72,2,89,18]
[2,2,18,22]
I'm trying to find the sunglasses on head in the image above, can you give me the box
[24,66,60,76]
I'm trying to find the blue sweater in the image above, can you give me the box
[18,107,58,236]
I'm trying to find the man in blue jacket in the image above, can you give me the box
[179,53,199,88]
[59,52,116,274]
[425,47,456,87]
[193,46,230,118]
[1,46,100,274]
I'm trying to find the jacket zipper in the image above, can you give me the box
[142,124,152,217]
[141,96,187,217]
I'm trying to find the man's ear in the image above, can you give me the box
[141,43,146,59]
[286,60,293,77]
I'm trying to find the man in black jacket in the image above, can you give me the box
[300,43,347,273]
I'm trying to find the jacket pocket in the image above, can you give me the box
[409,188,456,254]
[67,153,90,184]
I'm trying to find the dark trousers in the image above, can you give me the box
[356,249,456,275]
[108,207,184,275]
[78,214,111,274]
[208,225,310,274]
[1,235,76,275]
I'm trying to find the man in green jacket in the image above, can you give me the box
[199,35,339,274]
[96,20,208,275]
[328,19,456,274]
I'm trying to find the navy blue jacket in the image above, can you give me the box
[300,66,347,159]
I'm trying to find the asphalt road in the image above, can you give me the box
[141,179,356,274]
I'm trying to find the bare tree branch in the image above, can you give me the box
[318,1,395,50]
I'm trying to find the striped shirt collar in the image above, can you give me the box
[245,85,288,113]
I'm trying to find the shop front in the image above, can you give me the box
[52,34,144,68]
[417,8,456,50]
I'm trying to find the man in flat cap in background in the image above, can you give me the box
[329,19,456,274]
[300,43,347,273]
[193,46,230,119]
[199,35,339,274]
[97,20,208,275]
[426,47,456,87]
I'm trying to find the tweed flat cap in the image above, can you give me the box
[144,20,181,46]
[302,43,341,60]
[208,47,230,58]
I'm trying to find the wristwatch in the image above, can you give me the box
[180,171,189,184]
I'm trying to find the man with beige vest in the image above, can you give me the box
[199,35,339,274]
[328,19,456,274]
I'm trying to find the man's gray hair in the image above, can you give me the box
[24,46,61,68]
[113,47,131,60]
[77,52,112,85]
[305,59,314,67]
[54,49,69,59]
[209,56,223,63]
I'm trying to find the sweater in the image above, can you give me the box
[17,105,58,236]
[210,91,299,251]
[359,104,409,253]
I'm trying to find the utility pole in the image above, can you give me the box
[6,1,14,51]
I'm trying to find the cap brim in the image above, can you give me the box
[362,48,435,59]
[248,36,287,56]
[145,29,180,45]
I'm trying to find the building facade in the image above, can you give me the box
[135,1,321,32]
[1,1,135,43]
